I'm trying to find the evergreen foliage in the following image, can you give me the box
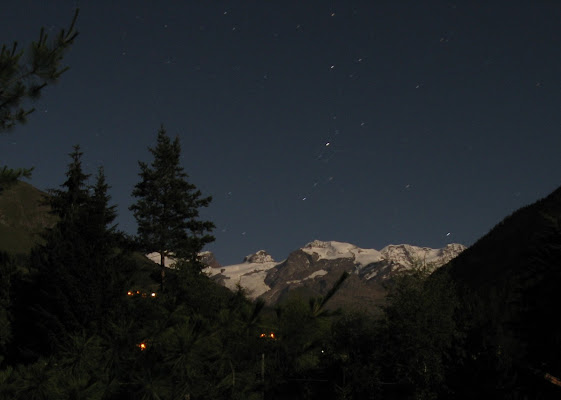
[0,252,17,366]
[130,125,215,289]
[26,146,130,355]
[3,139,561,399]
[0,9,78,132]
[325,312,381,400]
[0,10,78,192]
[378,262,460,399]
[0,166,33,194]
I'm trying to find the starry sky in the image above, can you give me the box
[2,1,561,265]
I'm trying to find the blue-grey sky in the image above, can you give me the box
[2,1,561,265]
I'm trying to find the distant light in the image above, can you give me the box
[138,343,147,351]
[127,291,133,296]
[325,142,330,146]
[151,292,156,297]
[259,332,276,340]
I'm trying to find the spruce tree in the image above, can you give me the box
[130,125,215,290]
[48,145,90,223]
[30,146,120,350]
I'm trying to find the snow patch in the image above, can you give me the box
[305,269,328,280]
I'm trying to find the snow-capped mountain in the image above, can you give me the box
[203,241,466,307]
[206,250,278,298]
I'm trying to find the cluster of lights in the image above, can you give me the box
[127,290,157,298]
[260,332,276,340]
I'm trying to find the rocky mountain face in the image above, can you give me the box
[199,251,221,269]
[204,241,466,310]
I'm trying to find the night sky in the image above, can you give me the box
[2,1,561,265]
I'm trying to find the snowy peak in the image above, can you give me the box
[380,243,467,267]
[205,251,279,299]
[302,240,355,260]
[300,240,466,269]
[188,241,465,306]
[243,250,275,264]
[199,251,221,269]
[302,240,383,266]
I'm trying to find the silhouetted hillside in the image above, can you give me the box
[441,185,561,397]
[0,181,55,255]
[445,185,561,290]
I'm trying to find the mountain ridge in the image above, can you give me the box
[204,240,466,308]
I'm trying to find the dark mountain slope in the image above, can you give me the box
[0,181,55,255]
[440,185,561,397]
[445,185,561,290]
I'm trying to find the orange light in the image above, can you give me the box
[269,333,275,339]
[138,342,147,351]
[127,291,133,296]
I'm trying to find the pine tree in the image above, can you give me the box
[0,9,78,192]
[0,9,78,132]
[130,125,215,290]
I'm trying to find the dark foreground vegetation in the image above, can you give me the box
[1,151,561,400]
[2,10,561,399]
